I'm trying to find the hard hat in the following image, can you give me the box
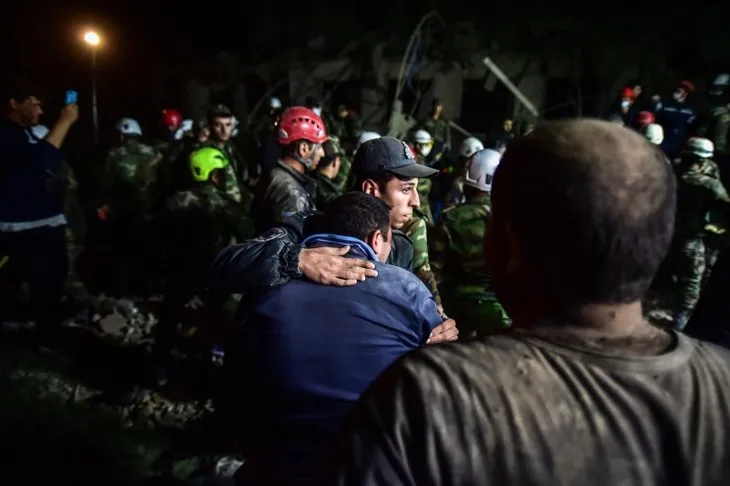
[679,80,695,93]
[464,149,501,193]
[174,119,194,140]
[686,137,714,158]
[459,137,484,158]
[357,131,380,148]
[635,111,655,128]
[116,117,143,136]
[189,147,229,182]
[620,87,635,99]
[643,123,664,145]
[412,129,432,144]
[162,109,183,130]
[713,74,730,87]
[270,97,282,110]
[231,116,240,137]
[31,124,49,139]
[276,107,327,145]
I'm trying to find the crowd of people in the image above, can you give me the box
[2,71,730,485]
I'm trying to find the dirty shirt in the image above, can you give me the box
[329,330,730,486]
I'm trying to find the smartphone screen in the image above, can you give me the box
[65,90,78,105]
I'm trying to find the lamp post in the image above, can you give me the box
[83,30,101,145]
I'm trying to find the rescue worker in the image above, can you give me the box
[672,137,730,330]
[97,117,162,295]
[656,80,697,158]
[205,104,248,205]
[643,123,664,146]
[634,110,655,130]
[410,129,436,225]
[153,108,183,152]
[432,148,509,338]
[616,86,636,124]
[152,146,253,386]
[252,106,327,233]
[313,139,343,207]
[445,136,484,206]
[700,73,730,187]
[209,136,457,343]
[418,98,451,152]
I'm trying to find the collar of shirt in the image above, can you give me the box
[302,233,378,261]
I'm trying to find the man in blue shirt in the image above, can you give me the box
[0,78,79,348]
[225,191,443,486]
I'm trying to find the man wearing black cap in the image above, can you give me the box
[208,136,457,343]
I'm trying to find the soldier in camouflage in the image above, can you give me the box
[153,146,253,386]
[673,137,730,330]
[701,74,730,189]
[97,118,163,295]
[431,149,509,337]
[204,104,251,208]
[313,139,344,207]
[417,98,451,151]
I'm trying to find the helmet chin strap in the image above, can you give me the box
[291,143,321,170]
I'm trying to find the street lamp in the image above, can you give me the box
[83,30,101,145]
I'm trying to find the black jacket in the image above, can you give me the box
[207,211,414,297]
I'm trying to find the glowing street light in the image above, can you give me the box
[82,30,102,144]
[83,31,101,47]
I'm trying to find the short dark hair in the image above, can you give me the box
[491,119,676,305]
[321,192,391,242]
[207,104,232,121]
[0,77,40,107]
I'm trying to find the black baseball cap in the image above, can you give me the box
[353,136,438,179]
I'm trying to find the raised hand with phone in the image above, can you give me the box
[45,89,80,149]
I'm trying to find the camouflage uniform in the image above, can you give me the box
[157,184,253,362]
[674,158,730,323]
[333,154,352,191]
[431,195,509,337]
[418,116,451,149]
[103,140,163,216]
[62,161,88,301]
[416,170,434,226]
[100,140,164,294]
[202,141,250,206]
[402,209,441,306]
[313,172,342,208]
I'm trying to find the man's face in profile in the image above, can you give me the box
[11,96,43,127]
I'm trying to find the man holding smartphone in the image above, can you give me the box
[0,77,79,349]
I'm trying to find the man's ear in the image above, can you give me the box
[296,141,310,158]
[361,179,379,197]
[369,229,383,254]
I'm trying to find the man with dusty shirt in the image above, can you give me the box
[328,120,730,486]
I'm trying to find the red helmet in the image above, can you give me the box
[620,87,635,100]
[276,107,327,145]
[679,80,695,93]
[162,109,183,130]
[636,111,655,128]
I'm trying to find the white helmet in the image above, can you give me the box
[459,137,484,158]
[643,124,664,145]
[713,74,730,87]
[686,137,714,158]
[412,129,432,144]
[270,97,282,110]
[31,124,49,139]
[357,131,380,149]
[116,117,142,136]
[231,116,240,137]
[464,149,501,193]
[174,119,194,140]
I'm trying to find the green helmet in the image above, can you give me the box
[189,147,229,182]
